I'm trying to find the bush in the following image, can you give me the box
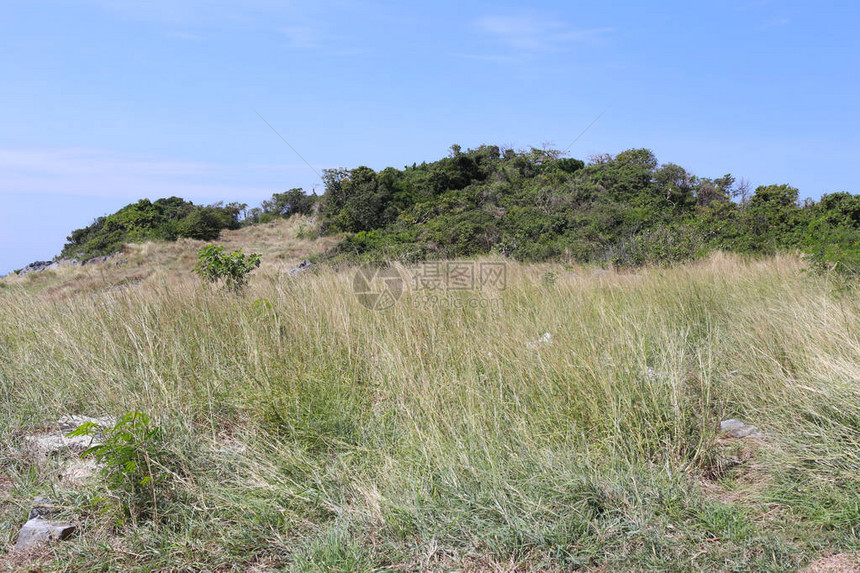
[194,244,261,293]
[805,239,860,283]
[68,412,170,525]
[177,206,235,240]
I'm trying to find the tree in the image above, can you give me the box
[261,188,316,217]
[740,184,803,252]
[655,163,696,209]
[695,174,734,207]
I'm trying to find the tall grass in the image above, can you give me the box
[1,252,859,571]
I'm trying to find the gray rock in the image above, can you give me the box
[28,497,58,520]
[81,255,106,266]
[80,253,123,267]
[289,259,314,275]
[17,260,53,275]
[14,518,75,551]
[17,258,84,275]
[720,418,764,439]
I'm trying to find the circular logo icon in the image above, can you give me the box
[353,264,403,310]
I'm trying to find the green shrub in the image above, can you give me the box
[805,241,860,285]
[177,206,235,240]
[194,244,261,293]
[68,412,169,525]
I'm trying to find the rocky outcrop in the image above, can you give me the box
[57,415,116,434]
[17,260,66,275]
[289,259,314,275]
[24,415,114,480]
[80,254,124,267]
[15,253,125,276]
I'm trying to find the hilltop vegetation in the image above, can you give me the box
[57,145,860,274]
[318,145,860,270]
[60,197,243,261]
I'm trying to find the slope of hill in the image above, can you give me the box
[0,215,337,298]
[2,246,860,570]
[2,145,860,570]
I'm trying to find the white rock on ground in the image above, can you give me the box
[56,415,116,433]
[25,433,99,459]
[526,332,553,350]
[720,418,764,439]
[25,415,115,459]
[59,457,101,486]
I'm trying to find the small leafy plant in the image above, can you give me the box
[68,412,168,525]
[194,244,261,293]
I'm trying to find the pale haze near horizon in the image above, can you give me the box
[1,0,858,275]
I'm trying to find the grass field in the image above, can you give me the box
[2,237,860,571]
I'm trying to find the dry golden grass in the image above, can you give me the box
[0,215,337,299]
[1,248,859,571]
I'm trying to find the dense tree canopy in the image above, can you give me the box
[316,145,860,268]
[62,198,240,259]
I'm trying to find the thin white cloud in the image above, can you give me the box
[760,16,791,29]
[0,148,322,201]
[476,14,614,52]
[282,25,320,49]
[455,52,525,65]
[165,30,204,41]
[73,0,366,55]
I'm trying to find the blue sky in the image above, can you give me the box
[1,0,858,274]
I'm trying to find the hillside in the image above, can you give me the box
[3,239,860,570]
[18,145,860,280]
[2,146,860,570]
[1,216,336,298]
